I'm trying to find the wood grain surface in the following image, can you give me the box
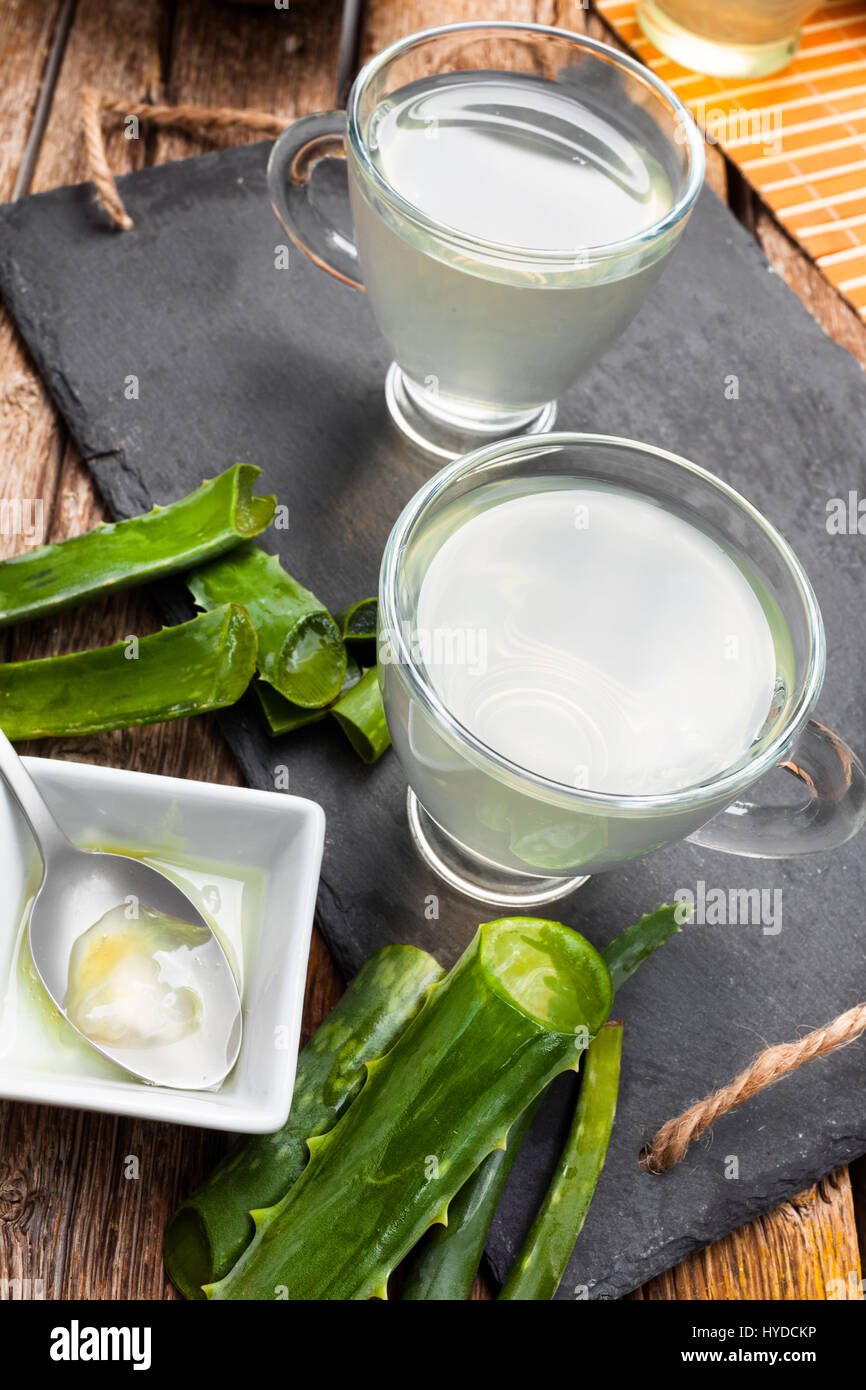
[0,0,863,1301]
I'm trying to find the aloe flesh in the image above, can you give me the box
[400,904,681,1300]
[164,944,442,1300]
[0,465,275,628]
[188,542,346,708]
[331,667,391,763]
[334,598,378,667]
[255,654,361,736]
[0,605,257,740]
[208,918,612,1301]
[499,1021,623,1301]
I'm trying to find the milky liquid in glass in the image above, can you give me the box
[349,72,677,422]
[386,484,783,876]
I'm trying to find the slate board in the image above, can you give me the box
[1,143,865,1301]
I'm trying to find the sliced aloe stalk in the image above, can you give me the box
[255,654,362,736]
[400,1095,542,1301]
[399,903,682,1300]
[164,944,443,1299]
[188,543,346,709]
[0,605,257,740]
[208,918,612,1301]
[334,598,378,668]
[498,1021,623,1301]
[602,904,684,992]
[0,465,275,628]
[331,668,390,763]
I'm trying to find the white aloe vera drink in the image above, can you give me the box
[384,483,786,877]
[348,71,678,424]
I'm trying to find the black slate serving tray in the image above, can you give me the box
[1,142,864,1300]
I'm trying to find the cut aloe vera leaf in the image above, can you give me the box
[401,903,681,1300]
[498,1021,623,1301]
[188,543,346,709]
[401,1095,542,1301]
[164,944,443,1300]
[331,667,390,763]
[208,918,612,1301]
[0,465,275,628]
[255,654,362,736]
[0,605,256,740]
[602,904,684,992]
[334,598,378,667]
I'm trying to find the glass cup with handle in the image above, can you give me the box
[377,433,866,908]
[267,21,705,461]
[637,1,824,79]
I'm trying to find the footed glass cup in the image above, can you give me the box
[378,434,866,908]
[267,21,705,460]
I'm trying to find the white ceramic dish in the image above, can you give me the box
[0,757,325,1132]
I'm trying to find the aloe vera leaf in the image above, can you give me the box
[400,903,682,1300]
[498,1020,623,1301]
[0,605,256,740]
[0,465,275,628]
[334,598,378,667]
[330,667,391,763]
[255,653,362,736]
[188,542,346,709]
[164,944,443,1300]
[400,1095,542,1301]
[601,903,684,992]
[207,918,613,1301]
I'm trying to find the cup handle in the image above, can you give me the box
[266,112,364,291]
[687,720,866,858]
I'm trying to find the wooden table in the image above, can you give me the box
[0,0,863,1302]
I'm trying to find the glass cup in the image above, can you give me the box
[637,1,823,79]
[378,433,866,908]
[267,22,705,460]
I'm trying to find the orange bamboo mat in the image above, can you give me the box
[596,0,866,318]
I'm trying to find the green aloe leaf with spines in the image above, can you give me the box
[207,918,613,1301]
[164,944,443,1299]
[0,464,275,627]
[400,905,682,1299]
[0,605,257,740]
[188,543,346,709]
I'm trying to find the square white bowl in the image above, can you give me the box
[0,757,324,1132]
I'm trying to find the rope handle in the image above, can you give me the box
[81,87,288,230]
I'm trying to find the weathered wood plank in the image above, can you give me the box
[0,0,166,568]
[631,1169,863,1300]
[0,0,163,566]
[0,0,66,199]
[0,0,74,565]
[153,0,345,164]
